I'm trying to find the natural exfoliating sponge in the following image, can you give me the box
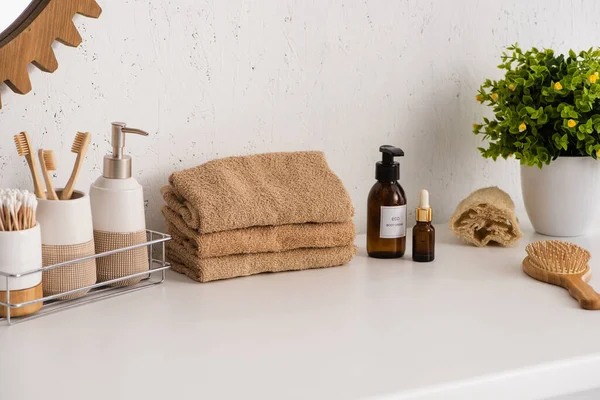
[449,187,523,247]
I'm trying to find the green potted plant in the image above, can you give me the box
[473,44,600,236]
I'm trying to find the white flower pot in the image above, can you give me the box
[521,157,600,236]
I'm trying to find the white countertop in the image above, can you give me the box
[2,225,600,400]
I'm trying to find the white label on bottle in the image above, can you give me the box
[380,205,407,239]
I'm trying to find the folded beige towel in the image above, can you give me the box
[449,187,523,247]
[162,206,356,259]
[166,239,357,282]
[161,151,354,234]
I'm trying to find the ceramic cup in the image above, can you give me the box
[37,190,97,299]
[0,224,43,317]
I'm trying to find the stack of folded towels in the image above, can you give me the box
[161,151,357,282]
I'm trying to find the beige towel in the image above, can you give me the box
[166,239,357,282]
[161,151,354,234]
[449,187,523,247]
[162,206,356,259]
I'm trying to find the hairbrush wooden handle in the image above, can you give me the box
[563,276,600,310]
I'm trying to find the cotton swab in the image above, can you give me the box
[0,189,38,231]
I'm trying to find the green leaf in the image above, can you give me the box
[474,44,600,167]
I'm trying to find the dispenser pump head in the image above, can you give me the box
[376,145,404,182]
[103,122,149,179]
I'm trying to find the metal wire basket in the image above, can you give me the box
[0,229,171,325]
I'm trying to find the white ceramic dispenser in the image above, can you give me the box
[90,122,149,286]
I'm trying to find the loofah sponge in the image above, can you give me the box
[449,187,523,247]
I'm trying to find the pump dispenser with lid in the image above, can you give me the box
[90,122,150,286]
[367,145,407,258]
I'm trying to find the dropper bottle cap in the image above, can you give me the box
[416,189,432,222]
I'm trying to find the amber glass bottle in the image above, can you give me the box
[367,146,407,258]
[412,189,435,262]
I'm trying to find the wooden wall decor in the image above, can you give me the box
[0,0,102,109]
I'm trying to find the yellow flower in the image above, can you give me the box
[589,74,598,83]
[596,149,600,158]
[508,83,516,91]
[490,93,499,102]
[595,72,599,77]
[475,94,483,102]
[473,123,481,130]
[554,82,563,90]
[508,154,514,158]
[519,122,527,132]
[568,119,577,128]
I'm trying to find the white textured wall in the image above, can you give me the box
[0,0,598,233]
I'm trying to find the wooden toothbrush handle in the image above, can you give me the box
[563,276,600,310]
[38,150,58,200]
[26,154,46,199]
[61,151,85,200]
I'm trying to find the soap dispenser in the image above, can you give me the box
[367,145,407,258]
[90,122,149,286]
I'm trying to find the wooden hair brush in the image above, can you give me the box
[523,240,600,310]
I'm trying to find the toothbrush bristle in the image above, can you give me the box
[13,132,30,156]
[71,132,89,153]
[42,150,57,170]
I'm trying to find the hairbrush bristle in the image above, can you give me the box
[42,150,57,170]
[71,132,89,153]
[525,240,589,275]
[13,132,30,156]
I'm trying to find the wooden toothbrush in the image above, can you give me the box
[38,149,59,200]
[14,132,45,199]
[61,132,91,200]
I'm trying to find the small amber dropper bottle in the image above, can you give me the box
[412,189,435,262]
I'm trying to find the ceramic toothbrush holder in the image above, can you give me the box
[0,224,43,317]
[37,190,97,300]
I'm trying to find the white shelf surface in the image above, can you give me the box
[2,225,600,400]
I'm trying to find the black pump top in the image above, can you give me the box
[376,145,404,182]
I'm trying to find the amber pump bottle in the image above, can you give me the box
[367,145,407,258]
[412,189,435,262]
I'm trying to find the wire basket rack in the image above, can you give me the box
[0,229,171,325]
